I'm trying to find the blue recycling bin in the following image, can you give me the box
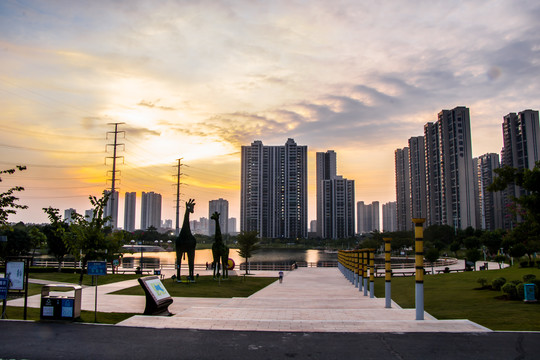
[523,283,537,302]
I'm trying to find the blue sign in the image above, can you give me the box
[87,261,107,276]
[0,278,8,300]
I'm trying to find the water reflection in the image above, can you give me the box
[120,248,337,268]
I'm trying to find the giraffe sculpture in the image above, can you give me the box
[176,199,197,282]
[211,211,229,280]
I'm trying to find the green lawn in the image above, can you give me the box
[374,266,540,331]
[29,272,142,286]
[112,275,277,298]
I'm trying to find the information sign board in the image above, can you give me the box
[145,278,171,301]
[138,275,173,315]
[0,278,8,300]
[6,261,25,290]
[87,261,107,276]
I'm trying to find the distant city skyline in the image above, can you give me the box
[2,1,540,226]
[394,107,539,232]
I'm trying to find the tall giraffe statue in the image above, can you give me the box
[176,199,196,282]
[211,211,229,280]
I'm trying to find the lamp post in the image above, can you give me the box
[138,241,144,269]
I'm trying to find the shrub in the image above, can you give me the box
[516,283,525,300]
[502,283,518,300]
[520,260,529,268]
[523,274,536,283]
[510,279,523,286]
[492,277,506,291]
[477,278,488,288]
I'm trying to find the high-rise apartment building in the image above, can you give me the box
[321,176,355,239]
[84,209,93,221]
[475,154,503,230]
[395,147,411,231]
[357,201,380,234]
[501,110,540,228]
[64,208,76,225]
[241,139,308,239]
[228,218,237,234]
[190,217,209,235]
[310,220,317,233]
[316,150,355,239]
[382,201,397,232]
[103,190,119,229]
[209,198,229,235]
[424,107,476,229]
[140,191,162,230]
[409,136,427,220]
[124,192,136,232]
[316,150,337,237]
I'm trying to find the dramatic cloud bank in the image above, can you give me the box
[1,0,539,225]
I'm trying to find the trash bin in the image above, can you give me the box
[523,283,537,303]
[40,284,82,320]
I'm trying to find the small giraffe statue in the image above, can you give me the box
[211,211,229,280]
[175,199,196,282]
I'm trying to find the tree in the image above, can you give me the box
[424,224,455,250]
[465,248,482,270]
[449,241,461,257]
[42,207,69,272]
[0,224,33,260]
[488,162,540,263]
[481,230,504,256]
[424,246,440,274]
[236,231,260,275]
[64,192,115,284]
[0,166,27,225]
[463,236,481,250]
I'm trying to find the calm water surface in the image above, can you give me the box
[121,249,337,268]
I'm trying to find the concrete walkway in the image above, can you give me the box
[8,266,493,333]
[117,267,489,333]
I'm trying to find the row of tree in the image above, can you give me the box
[2,161,538,276]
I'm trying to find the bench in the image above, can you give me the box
[116,269,153,275]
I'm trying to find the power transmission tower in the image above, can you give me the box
[106,122,125,229]
[172,158,185,235]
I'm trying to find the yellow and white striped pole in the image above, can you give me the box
[358,250,363,292]
[413,218,426,320]
[384,238,392,308]
[369,249,375,298]
[363,250,368,296]
[354,250,359,288]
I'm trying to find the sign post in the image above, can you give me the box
[87,261,107,322]
[6,258,31,320]
[0,278,8,319]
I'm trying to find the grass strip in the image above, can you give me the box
[2,306,137,325]
[374,265,540,331]
[112,275,277,298]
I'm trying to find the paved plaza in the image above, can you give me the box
[8,265,493,333]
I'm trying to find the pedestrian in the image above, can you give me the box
[279,271,284,283]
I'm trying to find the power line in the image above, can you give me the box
[0,124,102,141]
[0,161,104,168]
[0,143,104,154]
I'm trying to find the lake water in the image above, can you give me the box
[121,248,338,268]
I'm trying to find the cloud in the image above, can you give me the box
[137,99,177,111]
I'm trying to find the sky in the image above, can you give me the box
[1,0,540,229]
